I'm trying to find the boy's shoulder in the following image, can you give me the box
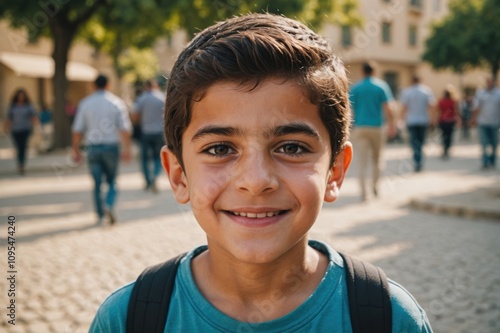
[89,282,134,332]
[388,279,432,332]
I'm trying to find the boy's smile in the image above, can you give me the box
[163,79,351,264]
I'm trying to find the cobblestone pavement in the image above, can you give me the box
[0,137,499,333]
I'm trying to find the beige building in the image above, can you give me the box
[0,21,118,120]
[324,0,488,99]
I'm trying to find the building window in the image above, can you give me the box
[341,26,352,47]
[382,22,392,44]
[409,0,423,8]
[383,71,399,97]
[409,25,417,46]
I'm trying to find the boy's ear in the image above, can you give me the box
[324,142,352,203]
[161,146,190,204]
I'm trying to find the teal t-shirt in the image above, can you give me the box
[89,241,432,332]
[350,77,393,127]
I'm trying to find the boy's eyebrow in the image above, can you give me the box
[270,122,320,140]
[191,123,321,142]
[191,125,241,142]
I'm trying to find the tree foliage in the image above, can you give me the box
[423,0,500,81]
[171,0,361,36]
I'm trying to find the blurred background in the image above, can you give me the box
[0,1,499,332]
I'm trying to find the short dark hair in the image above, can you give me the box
[95,74,108,89]
[362,61,376,76]
[164,13,351,168]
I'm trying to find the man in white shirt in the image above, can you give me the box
[472,77,500,169]
[400,76,436,172]
[72,74,132,225]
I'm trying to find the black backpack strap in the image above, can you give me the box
[339,252,392,333]
[126,253,186,333]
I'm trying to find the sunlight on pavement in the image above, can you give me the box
[0,203,83,216]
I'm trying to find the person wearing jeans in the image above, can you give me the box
[72,74,132,225]
[473,77,500,170]
[400,76,436,172]
[87,144,119,221]
[478,126,499,168]
[406,125,427,170]
[132,79,165,193]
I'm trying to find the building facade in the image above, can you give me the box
[324,0,488,99]
[152,0,489,102]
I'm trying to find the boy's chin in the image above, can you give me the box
[221,240,303,265]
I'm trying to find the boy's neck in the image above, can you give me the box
[191,239,328,322]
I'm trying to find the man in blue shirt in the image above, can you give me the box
[350,62,395,201]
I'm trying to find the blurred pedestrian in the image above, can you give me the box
[459,94,474,139]
[38,104,53,153]
[400,76,436,172]
[132,79,165,193]
[3,88,39,175]
[72,74,132,225]
[437,87,459,159]
[350,62,395,200]
[472,77,500,170]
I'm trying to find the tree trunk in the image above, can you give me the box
[111,35,125,97]
[50,23,75,149]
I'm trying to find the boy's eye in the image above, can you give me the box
[205,144,234,156]
[276,143,308,155]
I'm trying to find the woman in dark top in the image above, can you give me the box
[3,89,39,174]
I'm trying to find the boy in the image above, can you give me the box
[90,13,432,332]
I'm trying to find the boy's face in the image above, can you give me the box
[162,79,351,264]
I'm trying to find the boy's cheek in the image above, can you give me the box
[188,173,231,209]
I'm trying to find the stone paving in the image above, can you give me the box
[0,135,499,333]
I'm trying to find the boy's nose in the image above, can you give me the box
[234,151,279,195]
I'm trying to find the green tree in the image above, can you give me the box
[423,0,500,82]
[173,0,360,36]
[80,1,173,92]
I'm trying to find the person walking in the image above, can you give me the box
[400,76,436,172]
[3,88,39,175]
[437,88,459,159]
[349,62,395,200]
[72,74,132,225]
[472,77,500,170]
[459,94,474,139]
[132,79,165,193]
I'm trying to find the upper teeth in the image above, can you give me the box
[232,211,280,218]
